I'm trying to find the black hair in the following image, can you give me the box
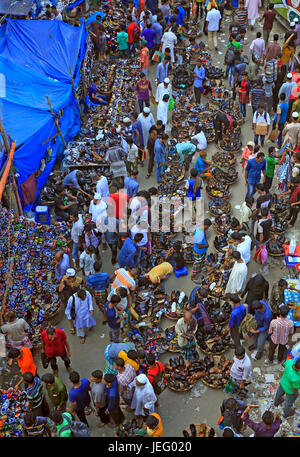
[257,152,265,159]
[146,353,156,365]
[256,183,265,192]
[235,346,245,357]
[278,279,288,288]
[223,428,234,437]
[41,373,55,384]
[77,289,87,300]
[94,260,102,272]
[23,372,34,384]
[253,300,264,310]
[262,410,274,425]
[256,31,262,38]
[279,93,286,101]
[111,295,121,304]
[8,348,21,359]
[127,350,138,360]
[225,397,237,411]
[295,359,300,369]
[118,287,128,298]
[279,305,289,317]
[230,294,241,304]
[274,33,279,41]
[24,412,36,427]
[50,409,63,424]
[146,415,159,429]
[114,357,125,368]
[199,288,208,298]
[91,370,103,380]
[204,218,212,227]
[69,371,80,383]
[261,207,269,217]
[137,349,145,359]
[245,196,254,204]
[134,233,144,243]
[232,250,241,260]
[104,373,115,383]
[46,326,56,336]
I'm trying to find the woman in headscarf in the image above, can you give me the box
[129,373,157,427]
[240,273,269,315]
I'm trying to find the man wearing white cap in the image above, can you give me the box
[161,27,177,62]
[137,107,155,150]
[89,193,107,224]
[278,73,297,104]
[283,112,300,148]
[155,77,172,104]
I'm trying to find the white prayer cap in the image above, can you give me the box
[287,73,293,79]
[66,268,76,277]
[143,107,150,114]
[94,193,101,199]
[164,77,170,84]
[292,112,299,118]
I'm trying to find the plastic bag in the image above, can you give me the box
[268,128,279,142]
[168,97,175,111]
[152,50,162,62]
[254,245,268,264]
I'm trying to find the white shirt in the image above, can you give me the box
[161,31,177,62]
[206,8,221,31]
[127,144,139,163]
[237,235,252,265]
[225,260,248,295]
[79,251,96,276]
[230,354,252,383]
[71,214,84,243]
[155,82,172,103]
[89,200,107,224]
[240,202,252,224]
[107,288,128,311]
[191,131,207,151]
[130,223,149,246]
[253,111,271,125]
[96,176,110,199]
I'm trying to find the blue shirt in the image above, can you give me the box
[187,178,201,201]
[63,170,80,189]
[254,301,273,332]
[55,253,70,281]
[69,378,90,412]
[189,286,201,308]
[87,271,110,291]
[156,62,170,83]
[235,62,246,83]
[193,65,205,88]
[131,120,144,147]
[193,227,207,255]
[245,158,266,184]
[152,22,163,45]
[154,138,166,164]
[229,304,246,328]
[118,237,140,268]
[141,28,156,49]
[177,5,186,25]
[274,101,289,125]
[195,156,207,176]
[124,176,139,198]
[105,303,120,329]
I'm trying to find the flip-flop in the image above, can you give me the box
[70,328,76,335]
[80,337,86,344]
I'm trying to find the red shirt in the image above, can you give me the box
[41,328,67,358]
[262,10,276,30]
[127,22,139,44]
[147,361,165,385]
[109,193,129,220]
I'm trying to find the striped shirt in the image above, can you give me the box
[117,364,136,401]
[112,268,136,291]
[250,87,266,108]
[236,9,247,29]
[26,377,44,409]
[269,317,294,345]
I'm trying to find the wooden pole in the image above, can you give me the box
[0,141,16,201]
[68,65,82,114]
[0,120,10,153]
[41,132,59,146]
[46,95,68,149]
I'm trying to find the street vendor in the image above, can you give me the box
[52,250,70,282]
[54,185,78,222]
[213,111,237,145]
[62,170,93,199]
[175,141,197,168]
[194,149,211,179]
[191,125,207,153]
[175,311,198,360]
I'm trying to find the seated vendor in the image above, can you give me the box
[54,185,78,221]
[62,169,93,200]
[176,141,197,168]
[142,261,174,291]
[88,79,108,105]
[165,242,185,270]
[189,287,211,326]
[195,149,211,178]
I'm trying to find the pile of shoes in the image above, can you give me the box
[208,197,231,216]
[270,213,288,234]
[164,357,202,390]
[212,151,236,168]
[164,291,189,319]
[267,234,286,256]
[206,180,231,199]
[213,214,234,235]
[116,419,147,437]
[218,129,242,153]
[196,322,230,354]
[205,66,224,79]
[210,166,238,185]
[270,199,290,215]
[172,67,194,89]
[183,423,217,437]
[0,388,28,437]
[165,326,180,352]
[201,356,232,388]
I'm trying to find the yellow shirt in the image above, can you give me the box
[281,45,294,64]
[148,262,173,284]
[147,413,164,437]
[118,350,139,371]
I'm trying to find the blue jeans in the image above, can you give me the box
[128,42,136,59]
[254,134,265,146]
[272,120,285,147]
[246,182,257,197]
[156,163,164,182]
[72,242,79,260]
[225,64,235,87]
[274,384,298,417]
[253,330,268,354]
[239,102,246,118]
[138,98,150,113]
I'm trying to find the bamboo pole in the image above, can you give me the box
[0,141,16,201]
[46,95,67,149]
[41,132,59,146]
[0,120,10,153]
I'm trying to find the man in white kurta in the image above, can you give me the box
[137,107,155,150]
[161,29,177,63]
[157,95,169,132]
[245,0,261,27]
[155,78,172,103]
[225,251,248,295]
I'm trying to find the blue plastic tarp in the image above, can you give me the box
[86,11,105,25]
[0,19,87,208]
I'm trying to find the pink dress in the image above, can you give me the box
[240,148,257,176]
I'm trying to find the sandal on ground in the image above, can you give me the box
[80,337,86,344]
[70,328,76,335]
[145,174,151,179]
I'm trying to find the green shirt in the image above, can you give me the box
[292,99,300,115]
[227,41,242,50]
[56,412,73,437]
[280,359,300,394]
[117,31,128,50]
[46,376,68,407]
[266,154,278,178]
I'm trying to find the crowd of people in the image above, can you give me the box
[2,0,300,440]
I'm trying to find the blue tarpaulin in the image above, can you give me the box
[0,19,87,208]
